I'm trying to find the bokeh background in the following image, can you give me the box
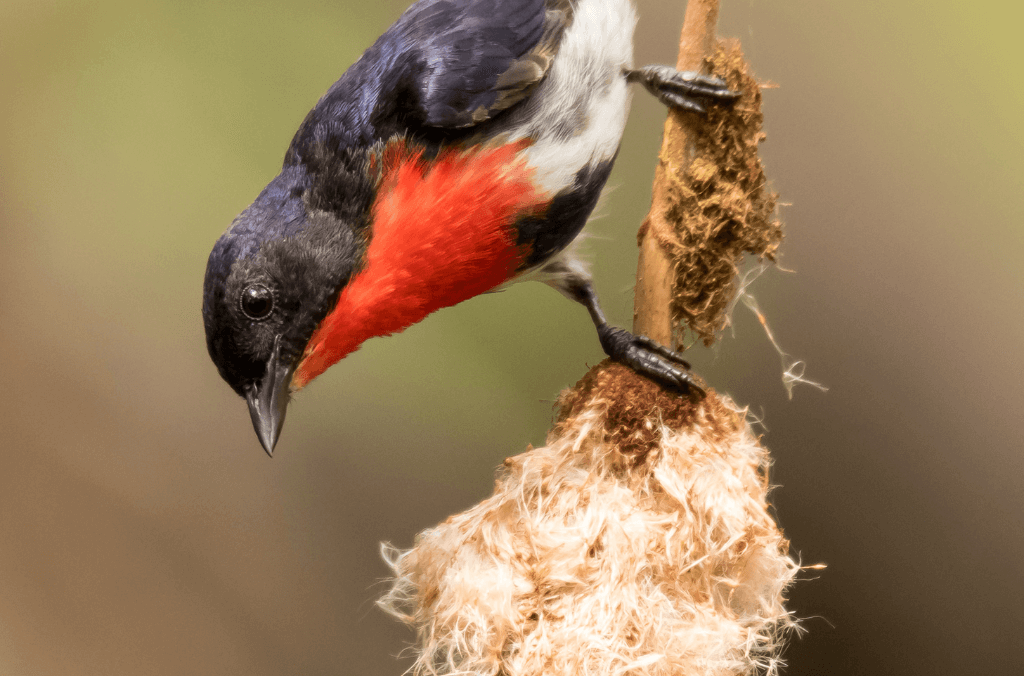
[2,0,1021,673]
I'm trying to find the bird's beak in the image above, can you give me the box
[245,336,293,457]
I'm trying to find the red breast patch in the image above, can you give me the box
[293,139,547,389]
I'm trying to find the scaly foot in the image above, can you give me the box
[597,325,706,396]
[625,65,739,114]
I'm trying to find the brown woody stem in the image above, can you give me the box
[632,0,721,346]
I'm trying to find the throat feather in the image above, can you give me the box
[294,140,546,389]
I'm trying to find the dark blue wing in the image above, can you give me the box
[286,0,570,161]
[397,0,566,128]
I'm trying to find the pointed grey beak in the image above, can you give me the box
[245,336,293,457]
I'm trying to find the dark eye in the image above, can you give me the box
[239,284,274,320]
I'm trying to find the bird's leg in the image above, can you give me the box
[561,276,705,397]
[624,65,739,114]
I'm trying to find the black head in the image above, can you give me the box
[202,166,369,454]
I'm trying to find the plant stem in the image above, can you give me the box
[632,0,721,346]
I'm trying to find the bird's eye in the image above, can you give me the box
[239,284,274,320]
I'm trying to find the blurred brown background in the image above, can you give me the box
[1,0,1021,673]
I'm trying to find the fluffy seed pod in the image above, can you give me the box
[380,363,798,676]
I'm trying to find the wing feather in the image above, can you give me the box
[399,0,573,128]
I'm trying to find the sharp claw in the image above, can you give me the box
[696,85,741,100]
[633,335,692,370]
[669,368,706,398]
[598,326,706,398]
[629,65,740,114]
[673,81,740,101]
[660,91,707,114]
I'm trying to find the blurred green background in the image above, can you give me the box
[2,0,1022,673]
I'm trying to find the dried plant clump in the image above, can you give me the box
[656,40,783,347]
[380,363,798,676]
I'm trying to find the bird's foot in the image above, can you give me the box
[625,65,740,114]
[598,325,706,397]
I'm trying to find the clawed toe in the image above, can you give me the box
[598,326,706,397]
[631,334,692,370]
[625,65,739,114]
[559,277,708,398]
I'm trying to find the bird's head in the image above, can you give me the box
[203,138,544,456]
[202,166,369,455]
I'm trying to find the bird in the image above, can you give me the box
[202,0,738,456]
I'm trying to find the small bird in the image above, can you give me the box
[202,0,737,456]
